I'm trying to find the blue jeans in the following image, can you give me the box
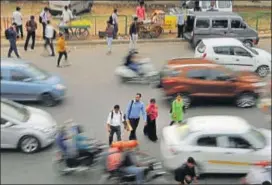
[128,63,139,72]
[123,166,145,184]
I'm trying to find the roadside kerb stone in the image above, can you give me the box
[1,35,271,48]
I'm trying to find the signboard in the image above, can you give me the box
[163,15,177,30]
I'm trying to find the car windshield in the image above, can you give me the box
[1,100,30,122]
[26,63,49,80]
[244,44,259,55]
[177,121,190,140]
[244,128,266,149]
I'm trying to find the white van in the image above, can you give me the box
[49,1,93,15]
[183,0,232,12]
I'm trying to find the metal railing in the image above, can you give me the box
[1,11,271,38]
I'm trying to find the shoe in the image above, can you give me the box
[51,54,55,57]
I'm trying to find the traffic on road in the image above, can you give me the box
[1,38,271,184]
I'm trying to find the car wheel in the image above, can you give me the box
[19,135,40,153]
[243,40,253,47]
[40,93,57,107]
[256,65,270,78]
[236,92,257,108]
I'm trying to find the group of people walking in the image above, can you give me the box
[6,6,70,68]
[106,93,185,145]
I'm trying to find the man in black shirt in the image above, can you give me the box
[175,157,198,185]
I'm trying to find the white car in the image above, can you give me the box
[241,163,271,184]
[194,38,271,78]
[1,99,57,153]
[160,115,271,174]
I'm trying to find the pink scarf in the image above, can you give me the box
[146,104,158,121]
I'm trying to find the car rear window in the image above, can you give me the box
[186,69,208,80]
[197,41,206,53]
[196,19,210,29]
[213,46,231,55]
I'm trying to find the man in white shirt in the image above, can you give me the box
[111,9,118,39]
[107,105,124,145]
[12,7,23,39]
[62,5,73,23]
[44,20,55,56]
[40,7,50,39]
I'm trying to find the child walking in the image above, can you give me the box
[56,32,70,67]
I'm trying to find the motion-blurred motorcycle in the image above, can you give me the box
[98,152,168,184]
[53,138,108,175]
[115,56,160,84]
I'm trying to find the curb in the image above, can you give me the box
[1,35,271,47]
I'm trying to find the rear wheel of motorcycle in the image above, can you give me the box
[53,160,70,176]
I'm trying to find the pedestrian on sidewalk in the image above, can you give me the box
[39,7,50,39]
[126,93,147,140]
[6,23,20,58]
[61,5,73,37]
[129,17,139,51]
[111,9,118,39]
[107,105,124,145]
[44,20,56,57]
[24,15,37,51]
[136,1,146,21]
[105,20,114,55]
[143,98,158,142]
[56,32,70,67]
[170,93,186,126]
[177,12,184,39]
[12,6,23,39]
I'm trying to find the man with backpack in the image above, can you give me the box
[6,23,20,58]
[106,105,125,145]
[44,20,56,57]
[39,7,50,39]
[12,6,23,39]
[110,9,118,39]
[24,15,37,51]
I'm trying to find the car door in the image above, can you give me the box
[185,69,211,96]
[230,46,255,72]
[5,69,37,101]
[217,135,256,173]
[189,134,231,173]
[229,18,247,40]
[205,68,236,97]
[210,18,229,37]
[212,46,235,70]
[0,117,20,148]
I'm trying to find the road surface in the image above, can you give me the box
[1,39,271,184]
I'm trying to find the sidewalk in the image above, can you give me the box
[1,33,271,48]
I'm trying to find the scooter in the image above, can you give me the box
[53,139,108,176]
[115,58,160,85]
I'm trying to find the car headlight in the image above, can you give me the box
[54,84,66,90]
[252,82,266,87]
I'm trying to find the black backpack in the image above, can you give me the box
[5,28,10,40]
[39,16,43,24]
[109,15,113,24]
[52,29,57,39]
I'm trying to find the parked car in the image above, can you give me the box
[0,58,66,106]
[241,162,271,184]
[49,0,93,15]
[160,115,271,174]
[194,38,271,78]
[157,58,266,108]
[183,11,259,48]
[1,98,57,153]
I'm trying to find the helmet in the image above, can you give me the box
[111,140,139,149]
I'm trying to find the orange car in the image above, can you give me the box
[157,58,266,108]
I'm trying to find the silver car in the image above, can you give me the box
[1,99,57,153]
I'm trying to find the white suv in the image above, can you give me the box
[194,38,271,78]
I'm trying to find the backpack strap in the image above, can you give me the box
[111,110,113,119]
[127,100,134,119]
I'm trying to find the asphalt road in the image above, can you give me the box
[1,39,271,184]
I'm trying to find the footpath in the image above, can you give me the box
[1,33,271,47]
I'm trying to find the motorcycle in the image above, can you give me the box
[53,138,108,176]
[115,58,160,85]
[98,152,168,184]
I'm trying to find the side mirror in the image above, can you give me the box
[4,122,15,128]
[23,78,32,82]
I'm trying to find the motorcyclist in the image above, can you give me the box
[124,50,141,74]
[109,140,147,184]
[73,125,94,165]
